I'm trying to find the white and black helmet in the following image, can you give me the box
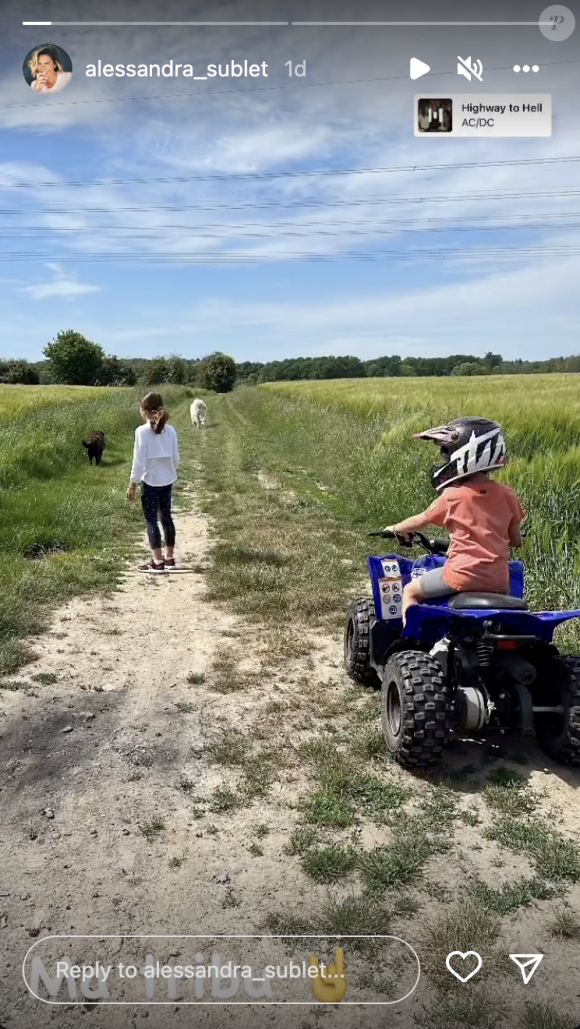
[414,417,507,491]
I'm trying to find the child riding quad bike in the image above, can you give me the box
[344,417,580,769]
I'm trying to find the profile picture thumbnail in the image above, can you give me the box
[417,98,453,133]
[23,43,73,95]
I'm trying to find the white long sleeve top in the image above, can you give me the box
[130,422,180,486]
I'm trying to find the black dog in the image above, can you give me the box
[82,430,105,465]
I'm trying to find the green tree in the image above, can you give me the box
[4,359,39,385]
[97,355,137,386]
[166,354,186,384]
[199,352,237,393]
[43,330,104,385]
[143,356,169,386]
[451,361,490,376]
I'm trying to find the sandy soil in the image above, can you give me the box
[1,497,580,1029]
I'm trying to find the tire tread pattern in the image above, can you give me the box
[383,651,455,769]
[344,597,378,685]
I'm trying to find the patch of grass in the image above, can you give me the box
[214,544,288,568]
[247,842,263,857]
[349,727,388,761]
[484,817,580,882]
[176,702,194,713]
[481,767,536,816]
[415,989,504,1029]
[520,1002,571,1029]
[0,679,27,692]
[205,729,249,766]
[251,822,270,838]
[187,672,206,685]
[31,671,58,685]
[459,809,481,827]
[286,826,319,856]
[359,832,438,893]
[210,655,257,694]
[482,783,536,816]
[299,789,355,828]
[548,904,580,939]
[355,700,381,722]
[301,845,359,884]
[140,820,166,840]
[420,900,501,986]
[265,893,393,953]
[300,740,412,821]
[466,876,554,915]
[208,787,241,813]
[242,753,273,799]
[168,855,185,868]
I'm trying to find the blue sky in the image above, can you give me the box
[1,0,579,364]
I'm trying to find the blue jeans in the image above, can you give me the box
[140,482,175,550]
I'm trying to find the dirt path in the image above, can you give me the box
[0,490,379,1028]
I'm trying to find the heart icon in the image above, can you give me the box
[445,951,483,982]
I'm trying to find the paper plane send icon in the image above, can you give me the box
[509,954,544,984]
[410,58,430,80]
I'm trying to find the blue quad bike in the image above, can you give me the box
[344,530,580,769]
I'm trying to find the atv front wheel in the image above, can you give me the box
[533,655,580,765]
[381,652,454,768]
[344,597,379,685]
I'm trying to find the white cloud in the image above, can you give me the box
[22,264,101,300]
[93,251,580,361]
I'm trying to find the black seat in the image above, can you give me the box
[447,592,528,611]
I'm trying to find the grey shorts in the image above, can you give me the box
[413,567,458,600]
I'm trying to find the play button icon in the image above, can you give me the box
[410,57,431,80]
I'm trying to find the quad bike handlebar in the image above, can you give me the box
[368,529,449,557]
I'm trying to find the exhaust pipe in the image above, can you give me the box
[500,652,537,686]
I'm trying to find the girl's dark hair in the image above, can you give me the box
[140,391,169,435]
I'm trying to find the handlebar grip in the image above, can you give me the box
[368,530,395,538]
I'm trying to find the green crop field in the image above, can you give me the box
[220,375,580,635]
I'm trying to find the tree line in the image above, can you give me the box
[2,330,237,393]
[4,331,580,390]
[236,352,580,382]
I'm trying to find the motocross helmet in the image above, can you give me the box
[414,417,506,491]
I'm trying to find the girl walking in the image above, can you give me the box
[127,392,180,573]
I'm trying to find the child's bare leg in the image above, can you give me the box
[402,579,427,627]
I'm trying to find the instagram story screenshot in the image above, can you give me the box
[0,1,580,1027]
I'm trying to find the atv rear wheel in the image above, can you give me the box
[533,655,580,765]
[344,597,379,685]
[381,652,455,768]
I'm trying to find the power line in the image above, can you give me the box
[2,154,580,190]
[0,243,578,264]
[1,187,578,216]
[1,211,577,227]
[2,221,578,239]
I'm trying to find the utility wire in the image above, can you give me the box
[2,154,580,190]
[0,187,579,216]
[0,243,578,263]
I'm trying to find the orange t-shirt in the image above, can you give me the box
[426,478,525,593]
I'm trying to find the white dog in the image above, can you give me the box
[190,398,207,428]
